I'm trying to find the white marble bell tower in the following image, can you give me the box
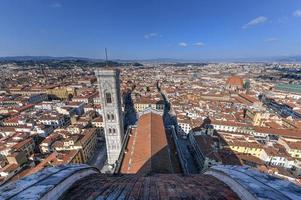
[95,68,124,165]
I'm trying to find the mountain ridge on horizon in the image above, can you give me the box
[0,55,301,63]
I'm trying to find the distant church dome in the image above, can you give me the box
[226,76,244,90]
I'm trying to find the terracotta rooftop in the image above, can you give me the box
[286,141,301,149]
[134,96,164,105]
[254,127,301,139]
[226,76,244,87]
[12,138,33,150]
[80,128,96,144]
[194,134,221,161]
[238,93,258,104]
[2,164,301,200]
[62,173,240,200]
[119,111,176,174]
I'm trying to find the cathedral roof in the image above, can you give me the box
[119,111,179,174]
[62,173,239,200]
[226,76,244,87]
[2,164,301,200]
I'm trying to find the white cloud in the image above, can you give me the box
[144,32,159,39]
[50,3,62,8]
[293,9,301,17]
[194,42,204,47]
[242,16,267,29]
[178,42,187,47]
[265,38,278,42]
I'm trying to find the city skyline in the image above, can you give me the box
[0,0,301,60]
[1,1,301,199]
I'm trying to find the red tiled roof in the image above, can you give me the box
[238,93,258,104]
[80,128,96,144]
[12,138,33,150]
[226,76,244,87]
[25,152,58,176]
[0,163,18,173]
[254,127,301,139]
[62,173,240,200]
[120,112,172,174]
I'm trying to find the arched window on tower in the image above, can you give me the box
[107,114,111,120]
[111,114,115,120]
[105,92,112,104]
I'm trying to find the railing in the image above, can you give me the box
[168,125,189,174]
[188,133,206,171]
[114,126,133,173]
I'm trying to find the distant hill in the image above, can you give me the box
[0,56,190,64]
[276,56,301,62]
[0,56,144,68]
[0,56,104,62]
[116,56,301,63]
[0,55,301,63]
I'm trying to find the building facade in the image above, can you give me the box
[95,69,124,165]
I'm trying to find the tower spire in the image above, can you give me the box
[105,48,108,67]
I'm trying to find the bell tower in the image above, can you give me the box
[95,68,124,165]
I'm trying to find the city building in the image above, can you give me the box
[95,68,124,165]
[226,76,244,90]
[275,83,301,95]
[117,108,181,174]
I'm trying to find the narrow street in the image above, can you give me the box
[88,141,107,170]
[123,91,137,129]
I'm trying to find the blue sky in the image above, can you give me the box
[0,0,301,60]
